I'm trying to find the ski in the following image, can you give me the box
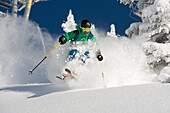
[56,68,77,80]
[56,75,65,80]
[65,68,77,80]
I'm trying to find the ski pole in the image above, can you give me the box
[100,61,106,87]
[29,42,61,75]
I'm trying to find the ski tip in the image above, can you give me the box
[56,76,65,80]
[65,68,71,74]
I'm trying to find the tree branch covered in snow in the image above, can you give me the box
[119,0,136,5]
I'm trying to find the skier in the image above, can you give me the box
[56,20,103,80]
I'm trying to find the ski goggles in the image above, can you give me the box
[81,27,91,32]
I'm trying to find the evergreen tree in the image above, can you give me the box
[120,0,170,82]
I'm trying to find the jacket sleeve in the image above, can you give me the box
[62,30,76,41]
[91,35,99,45]
[91,35,101,56]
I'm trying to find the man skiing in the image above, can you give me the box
[57,20,103,80]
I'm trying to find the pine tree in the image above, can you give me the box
[107,24,117,38]
[61,10,77,33]
[120,0,170,82]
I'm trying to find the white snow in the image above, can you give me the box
[119,0,136,5]
[1,83,170,113]
[0,16,53,85]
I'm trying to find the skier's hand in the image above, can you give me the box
[97,54,103,61]
[59,36,67,44]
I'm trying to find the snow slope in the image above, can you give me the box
[1,83,170,113]
[0,11,161,113]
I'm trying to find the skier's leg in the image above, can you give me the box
[80,51,90,64]
[67,49,79,62]
[59,49,79,79]
[84,51,90,59]
[56,68,71,80]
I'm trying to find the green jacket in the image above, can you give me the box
[63,25,97,43]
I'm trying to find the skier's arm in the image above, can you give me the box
[59,31,75,44]
[59,31,76,44]
[91,35,98,45]
[91,35,103,61]
[63,31,77,41]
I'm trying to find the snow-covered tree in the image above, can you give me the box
[137,0,155,12]
[61,10,77,33]
[107,24,117,38]
[123,0,170,82]
[126,0,170,42]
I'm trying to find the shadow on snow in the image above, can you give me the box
[0,83,70,98]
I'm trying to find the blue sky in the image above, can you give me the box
[0,0,140,36]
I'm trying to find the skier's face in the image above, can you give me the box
[81,27,90,34]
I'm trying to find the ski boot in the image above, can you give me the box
[56,68,78,80]
[56,69,72,80]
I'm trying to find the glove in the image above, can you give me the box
[97,54,103,61]
[59,36,67,44]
